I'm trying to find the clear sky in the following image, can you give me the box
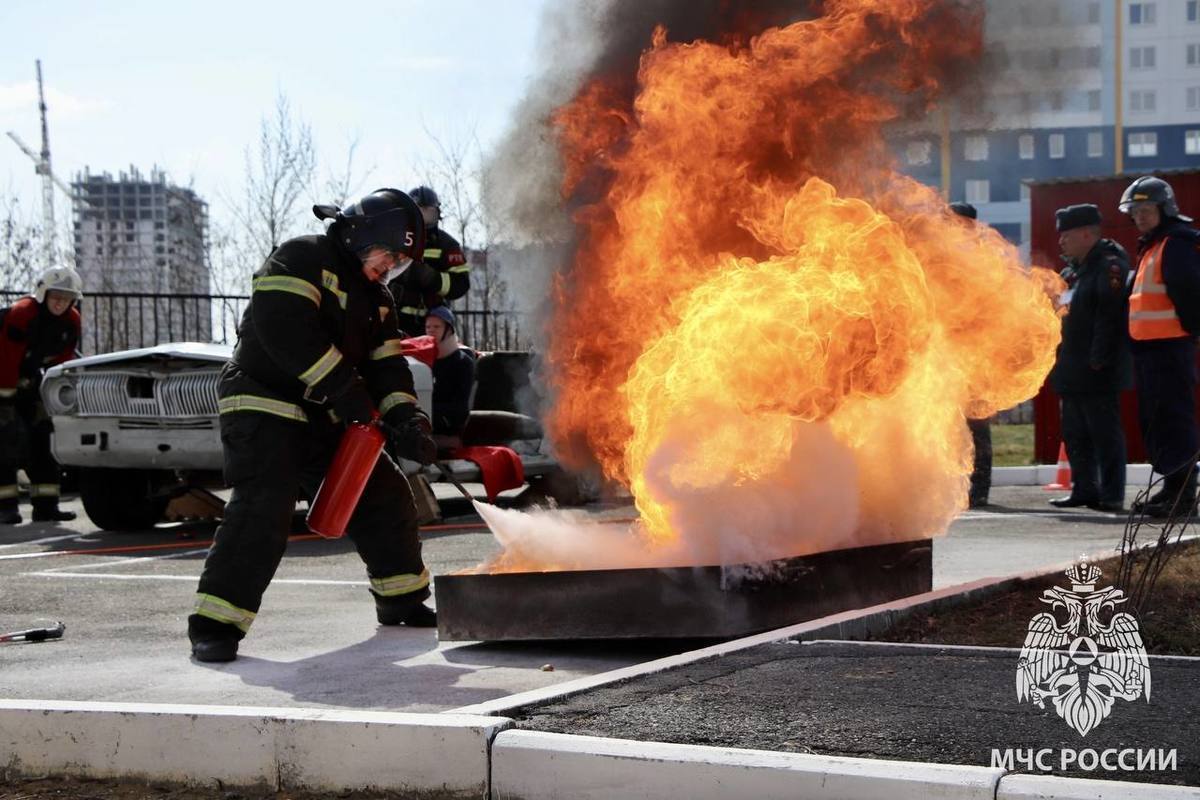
[0,0,548,220]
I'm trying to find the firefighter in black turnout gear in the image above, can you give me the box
[387,186,470,336]
[0,267,83,525]
[188,189,439,664]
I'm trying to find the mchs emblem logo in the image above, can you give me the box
[1017,559,1151,737]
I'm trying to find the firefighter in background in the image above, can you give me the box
[188,189,439,663]
[0,267,83,525]
[387,185,470,337]
[949,201,992,508]
[1120,176,1200,518]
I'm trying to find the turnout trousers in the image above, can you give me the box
[1060,393,1127,505]
[188,410,428,643]
[967,417,992,505]
[0,397,64,515]
[1133,338,1199,487]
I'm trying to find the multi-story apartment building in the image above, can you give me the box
[71,166,210,351]
[897,0,1200,257]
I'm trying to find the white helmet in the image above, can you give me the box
[33,266,84,304]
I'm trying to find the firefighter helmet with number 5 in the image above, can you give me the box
[33,265,84,304]
[312,188,425,260]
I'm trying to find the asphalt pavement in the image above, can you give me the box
[510,640,1200,786]
[0,484,1154,713]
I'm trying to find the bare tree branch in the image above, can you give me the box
[322,134,375,207]
[412,121,514,315]
[0,189,55,291]
[213,91,319,297]
[234,92,317,258]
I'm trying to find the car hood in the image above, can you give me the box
[48,342,234,373]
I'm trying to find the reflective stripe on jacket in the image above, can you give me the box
[1130,239,1188,340]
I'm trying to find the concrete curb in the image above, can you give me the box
[993,463,1153,486]
[998,773,1200,798]
[490,730,1005,800]
[0,700,510,797]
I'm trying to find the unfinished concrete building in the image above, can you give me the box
[71,167,211,352]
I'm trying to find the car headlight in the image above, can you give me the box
[44,379,78,415]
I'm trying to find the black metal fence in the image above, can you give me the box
[1,290,532,355]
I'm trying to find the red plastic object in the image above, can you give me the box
[448,445,525,501]
[400,335,438,368]
[306,422,386,539]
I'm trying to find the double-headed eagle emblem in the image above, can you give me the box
[1016,558,1151,737]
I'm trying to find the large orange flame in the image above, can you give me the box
[518,0,1060,568]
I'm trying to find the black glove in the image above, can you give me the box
[382,413,437,465]
[404,260,443,294]
[330,379,375,424]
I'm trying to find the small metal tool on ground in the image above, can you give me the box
[0,621,65,643]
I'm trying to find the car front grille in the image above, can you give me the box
[76,370,221,418]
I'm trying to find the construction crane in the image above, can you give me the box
[4,59,69,270]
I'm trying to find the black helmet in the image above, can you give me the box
[409,185,440,209]
[949,201,977,220]
[313,188,425,259]
[1118,176,1192,222]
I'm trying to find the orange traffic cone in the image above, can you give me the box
[1043,442,1072,491]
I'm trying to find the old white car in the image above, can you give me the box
[41,342,572,531]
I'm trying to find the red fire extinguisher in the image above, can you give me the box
[306,419,386,539]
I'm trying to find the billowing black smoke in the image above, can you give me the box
[482,0,820,248]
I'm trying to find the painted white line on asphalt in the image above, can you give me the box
[0,549,90,561]
[0,532,88,550]
[23,571,368,586]
[800,639,1200,663]
[32,549,209,572]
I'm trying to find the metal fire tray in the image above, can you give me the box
[435,538,932,641]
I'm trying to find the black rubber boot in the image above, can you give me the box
[0,508,21,525]
[188,615,243,662]
[191,639,239,663]
[1142,469,1197,518]
[376,596,437,627]
[1132,488,1168,514]
[32,503,76,522]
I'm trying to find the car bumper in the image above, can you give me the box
[50,416,223,471]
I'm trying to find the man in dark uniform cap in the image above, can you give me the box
[1047,204,1131,512]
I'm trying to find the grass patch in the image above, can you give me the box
[992,422,1034,467]
[875,540,1200,656]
